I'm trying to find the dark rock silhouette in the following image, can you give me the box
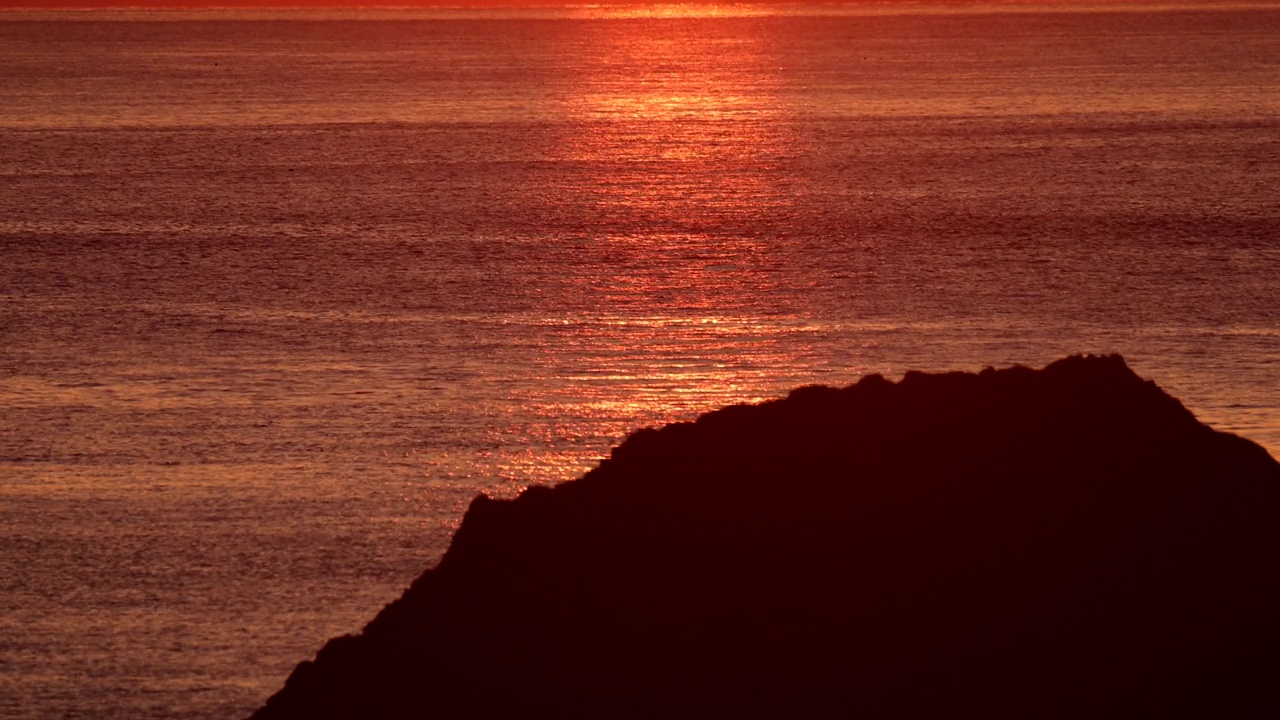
[252,355,1279,718]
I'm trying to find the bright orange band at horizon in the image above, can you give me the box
[0,0,1171,10]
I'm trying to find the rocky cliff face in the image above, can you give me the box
[253,355,1280,718]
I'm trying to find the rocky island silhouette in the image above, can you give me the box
[252,355,1279,718]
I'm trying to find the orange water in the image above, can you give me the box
[1,4,1278,717]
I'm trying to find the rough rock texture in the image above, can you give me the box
[253,355,1279,718]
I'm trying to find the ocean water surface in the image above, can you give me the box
[1,3,1278,717]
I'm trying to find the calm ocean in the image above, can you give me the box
[2,3,1278,717]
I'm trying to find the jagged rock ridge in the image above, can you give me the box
[253,355,1280,718]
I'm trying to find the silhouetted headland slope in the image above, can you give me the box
[253,355,1279,718]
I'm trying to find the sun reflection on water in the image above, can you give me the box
[466,16,835,489]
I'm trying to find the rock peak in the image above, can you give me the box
[254,356,1279,719]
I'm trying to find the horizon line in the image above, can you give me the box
[3,0,1276,9]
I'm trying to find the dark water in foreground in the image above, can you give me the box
[1,3,1278,717]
